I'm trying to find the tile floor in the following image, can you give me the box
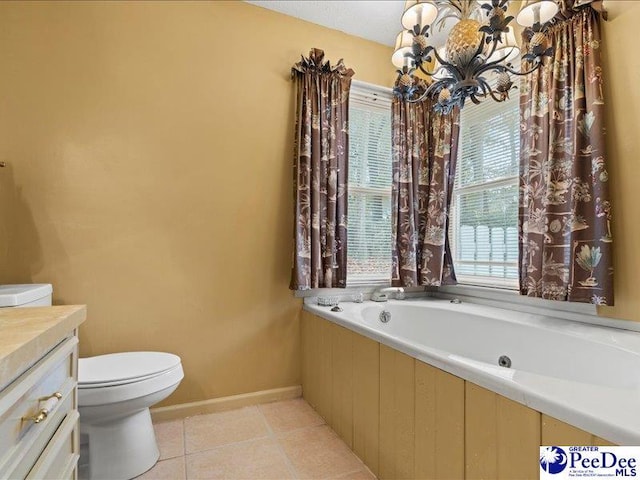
[139,398,376,480]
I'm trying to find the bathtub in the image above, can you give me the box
[304,298,640,445]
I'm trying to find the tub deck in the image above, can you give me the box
[304,298,640,445]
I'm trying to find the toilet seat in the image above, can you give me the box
[79,352,181,388]
[78,352,184,407]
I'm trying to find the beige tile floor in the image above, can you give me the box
[138,398,376,480]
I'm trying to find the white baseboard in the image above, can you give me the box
[150,385,302,423]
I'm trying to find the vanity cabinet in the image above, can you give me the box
[0,306,86,480]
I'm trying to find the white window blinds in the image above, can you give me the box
[450,88,520,288]
[347,82,393,285]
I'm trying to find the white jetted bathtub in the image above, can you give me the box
[304,298,640,445]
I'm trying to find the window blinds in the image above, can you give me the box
[347,82,393,285]
[450,87,520,288]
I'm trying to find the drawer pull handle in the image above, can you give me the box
[24,392,62,424]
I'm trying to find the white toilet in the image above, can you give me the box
[0,283,53,307]
[78,351,184,480]
[0,284,184,480]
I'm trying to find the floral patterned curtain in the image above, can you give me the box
[290,49,354,290]
[391,95,460,287]
[519,7,613,305]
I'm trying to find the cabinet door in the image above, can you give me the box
[27,411,79,480]
[0,337,77,479]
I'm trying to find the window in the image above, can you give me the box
[347,82,393,285]
[450,89,520,289]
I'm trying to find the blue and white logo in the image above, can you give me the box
[540,446,568,474]
[541,446,640,478]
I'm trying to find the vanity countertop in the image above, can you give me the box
[0,305,86,390]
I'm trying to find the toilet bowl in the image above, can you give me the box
[78,352,184,480]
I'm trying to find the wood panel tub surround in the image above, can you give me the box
[379,345,415,480]
[301,310,617,480]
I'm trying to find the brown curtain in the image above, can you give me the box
[391,95,460,287]
[290,49,354,290]
[519,7,613,305]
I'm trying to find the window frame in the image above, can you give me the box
[346,80,394,287]
[449,91,520,290]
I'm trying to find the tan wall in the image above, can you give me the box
[0,1,395,406]
[598,1,640,321]
[302,311,616,479]
[0,0,636,411]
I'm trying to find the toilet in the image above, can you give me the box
[78,351,184,480]
[0,284,184,480]
[0,283,53,307]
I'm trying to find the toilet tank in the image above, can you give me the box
[0,284,53,307]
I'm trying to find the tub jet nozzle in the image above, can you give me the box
[498,355,512,368]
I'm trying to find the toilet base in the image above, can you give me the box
[81,408,159,480]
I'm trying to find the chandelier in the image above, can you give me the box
[392,0,559,112]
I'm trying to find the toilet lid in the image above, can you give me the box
[78,352,182,388]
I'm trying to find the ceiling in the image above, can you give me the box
[245,0,444,48]
[246,0,473,70]
[244,2,618,51]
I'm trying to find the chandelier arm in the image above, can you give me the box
[474,55,542,78]
[501,62,543,77]
[424,78,450,97]
[475,50,516,75]
[403,73,458,104]
[409,91,430,103]
[431,48,466,81]
[477,77,507,103]
[469,93,482,105]
[473,31,490,62]
[407,86,433,104]
[486,86,508,102]
[418,64,461,85]
[417,63,436,77]
[403,77,446,104]
[475,80,494,102]
[431,46,446,66]
[475,77,490,96]
[485,36,499,63]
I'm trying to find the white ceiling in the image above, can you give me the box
[245,0,455,50]
[245,1,405,47]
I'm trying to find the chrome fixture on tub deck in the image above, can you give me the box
[372,287,406,302]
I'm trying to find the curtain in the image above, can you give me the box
[519,7,613,305]
[290,49,354,290]
[391,95,460,287]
